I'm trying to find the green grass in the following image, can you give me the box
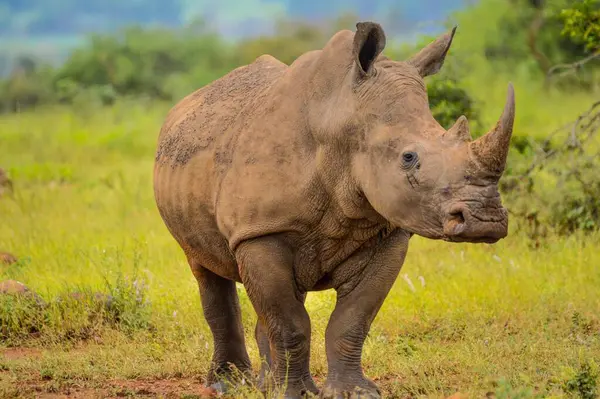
[0,91,599,398]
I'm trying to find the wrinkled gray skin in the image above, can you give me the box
[153,21,515,399]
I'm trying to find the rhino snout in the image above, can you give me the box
[443,203,508,244]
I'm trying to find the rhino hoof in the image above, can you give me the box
[208,380,228,394]
[0,252,17,265]
[283,390,317,399]
[320,385,381,399]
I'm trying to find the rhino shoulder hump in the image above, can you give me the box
[155,57,287,167]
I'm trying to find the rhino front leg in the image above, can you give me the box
[189,260,252,393]
[237,236,318,399]
[255,318,272,390]
[321,230,410,399]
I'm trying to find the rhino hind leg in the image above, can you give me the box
[189,260,252,393]
[236,236,318,399]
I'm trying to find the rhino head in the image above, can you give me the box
[308,22,515,244]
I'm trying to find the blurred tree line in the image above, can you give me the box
[4,0,597,119]
[1,0,597,111]
[0,0,599,237]
[0,12,480,129]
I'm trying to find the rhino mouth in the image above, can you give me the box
[442,204,508,244]
[445,235,503,244]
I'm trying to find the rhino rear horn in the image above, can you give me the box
[470,83,516,174]
[446,115,472,142]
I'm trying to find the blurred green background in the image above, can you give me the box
[0,1,599,397]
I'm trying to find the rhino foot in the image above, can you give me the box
[261,377,319,399]
[207,375,253,396]
[208,380,229,394]
[205,365,253,396]
[319,381,381,399]
[275,388,318,399]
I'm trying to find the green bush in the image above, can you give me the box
[0,59,55,112]
[0,273,153,345]
[426,76,480,131]
[501,108,600,237]
[0,294,46,342]
[561,357,599,399]
[561,0,600,53]
[53,26,237,102]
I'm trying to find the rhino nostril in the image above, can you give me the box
[445,207,467,236]
[450,210,465,225]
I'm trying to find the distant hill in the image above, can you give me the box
[0,0,468,71]
[0,0,467,38]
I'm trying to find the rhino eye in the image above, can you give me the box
[402,151,418,167]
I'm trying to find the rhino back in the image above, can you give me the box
[153,55,289,279]
[155,55,287,167]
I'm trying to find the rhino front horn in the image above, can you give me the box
[470,83,516,174]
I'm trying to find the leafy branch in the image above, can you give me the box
[545,49,600,82]
[504,100,600,236]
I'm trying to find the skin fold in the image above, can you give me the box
[153,21,516,399]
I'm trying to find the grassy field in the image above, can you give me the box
[0,81,599,399]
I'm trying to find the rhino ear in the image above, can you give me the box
[353,22,386,77]
[407,26,457,78]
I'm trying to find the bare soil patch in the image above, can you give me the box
[1,347,42,360]
[15,378,217,398]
